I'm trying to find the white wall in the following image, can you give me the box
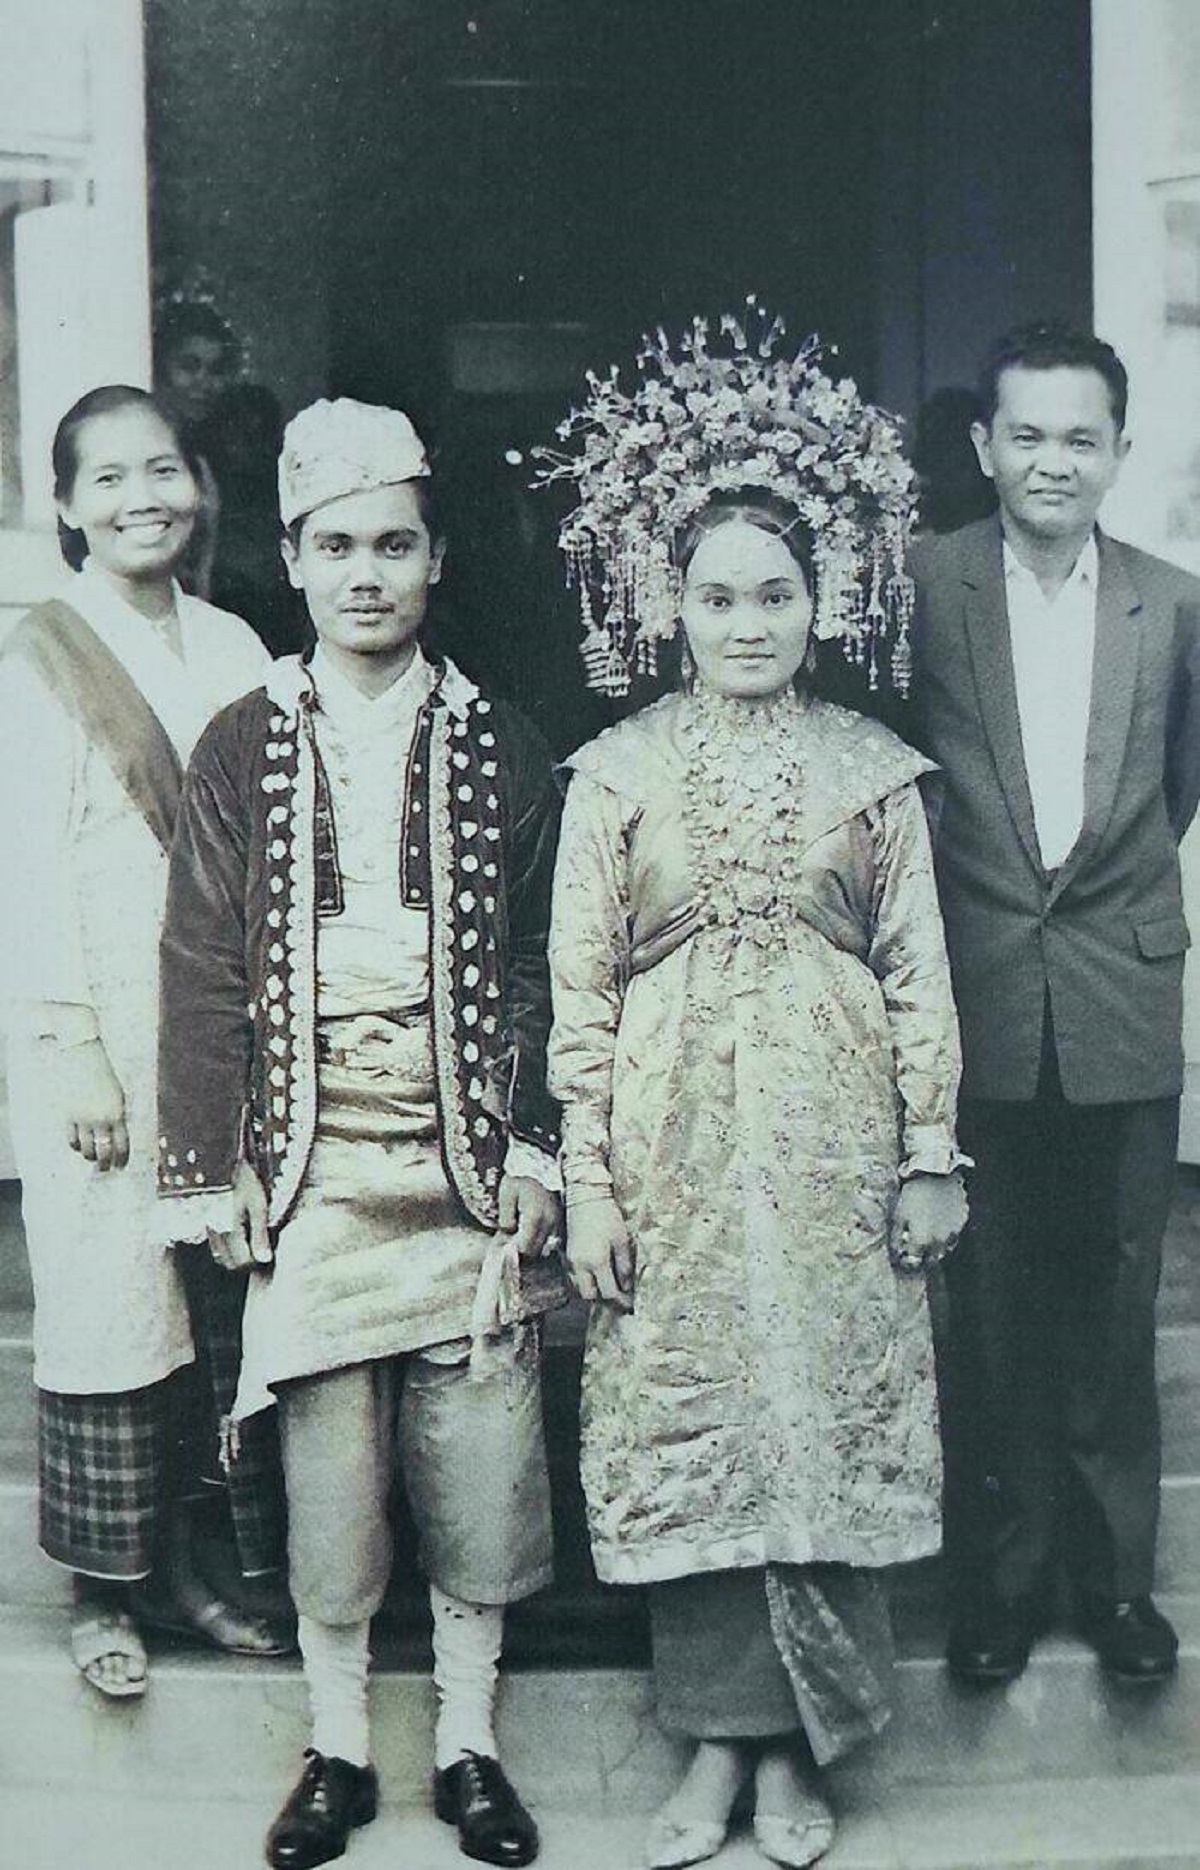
[1093,0,1200,1159]
[0,0,151,632]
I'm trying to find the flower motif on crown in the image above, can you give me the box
[534,301,917,698]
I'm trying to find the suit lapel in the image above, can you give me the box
[959,522,1043,873]
[1049,534,1142,900]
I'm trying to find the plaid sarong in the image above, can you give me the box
[38,1379,178,1580]
[177,1245,287,1578]
[38,1252,287,1581]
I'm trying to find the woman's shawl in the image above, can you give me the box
[0,600,183,852]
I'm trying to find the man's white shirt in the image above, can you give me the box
[1003,534,1098,872]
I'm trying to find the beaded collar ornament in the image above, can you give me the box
[535,300,918,697]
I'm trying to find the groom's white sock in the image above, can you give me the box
[298,1612,372,1767]
[430,1583,503,1769]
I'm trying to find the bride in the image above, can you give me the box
[543,310,967,1869]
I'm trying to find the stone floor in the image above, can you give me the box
[6,1774,1200,1870]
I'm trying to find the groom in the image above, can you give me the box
[158,397,564,1867]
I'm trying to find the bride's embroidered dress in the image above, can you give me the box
[550,683,960,1756]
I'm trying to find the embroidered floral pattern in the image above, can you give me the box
[428,698,509,1227]
[255,699,319,1228]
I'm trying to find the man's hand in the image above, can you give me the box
[61,1038,129,1172]
[889,1169,968,1274]
[565,1196,635,1310]
[208,1159,273,1272]
[497,1174,562,1260]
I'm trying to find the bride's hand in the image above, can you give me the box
[889,1170,968,1273]
[566,1197,635,1310]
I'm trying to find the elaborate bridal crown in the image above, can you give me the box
[535,300,918,696]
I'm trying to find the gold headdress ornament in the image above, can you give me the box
[534,300,918,696]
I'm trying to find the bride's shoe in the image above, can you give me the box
[644,1738,749,1868]
[644,1809,729,1869]
[752,1788,835,1868]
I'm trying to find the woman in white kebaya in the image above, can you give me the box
[0,385,279,1697]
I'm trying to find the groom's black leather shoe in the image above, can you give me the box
[433,1752,539,1866]
[266,1750,378,1868]
[1077,1595,1179,1684]
[946,1594,1040,1686]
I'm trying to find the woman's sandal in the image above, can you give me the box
[752,1795,835,1869]
[70,1606,148,1700]
[135,1592,295,1657]
[644,1811,729,1870]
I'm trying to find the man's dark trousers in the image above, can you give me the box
[943,1006,1178,1612]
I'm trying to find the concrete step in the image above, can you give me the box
[1162,1167,1200,1328]
[0,1181,30,1309]
[9,1472,1200,1631]
[3,1322,1199,1485]
[5,1774,1200,1870]
[1,1596,1198,1807]
[1,1318,1198,1642]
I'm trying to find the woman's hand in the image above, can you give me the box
[61,1038,129,1171]
[889,1170,968,1274]
[497,1175,563,1260]
[566,1197,635,1309]
[207,1159,273,1272]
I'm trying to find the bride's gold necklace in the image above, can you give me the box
[679,682,809,947]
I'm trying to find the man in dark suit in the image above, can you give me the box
[910,323,1200,1686]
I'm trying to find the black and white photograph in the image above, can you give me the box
[0,3,1198,1866]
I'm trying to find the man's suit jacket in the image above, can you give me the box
[909,517,1200,1105]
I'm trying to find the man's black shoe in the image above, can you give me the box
[433,1752,539,1866]
[265,1750,378,1869]
[1078,1595,1179,1684]
[946,1595,1039,1686]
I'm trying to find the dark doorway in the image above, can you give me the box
[146,0,1091,750]
[317,1,893,747]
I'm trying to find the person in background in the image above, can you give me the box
[153,293,239,599]
[0,385,286,1700]
[154,288,299,652]
[544,313,966,1870]
[909,322,1200,1688]
[157,398,564,1870]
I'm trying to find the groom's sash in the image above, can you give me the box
[1,600,184,852]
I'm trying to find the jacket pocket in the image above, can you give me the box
[1134,914,1192,959]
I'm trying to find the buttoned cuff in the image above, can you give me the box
[898,1129,972,1182]
[564,1178,618,1212]
[504,1138,563,1194]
